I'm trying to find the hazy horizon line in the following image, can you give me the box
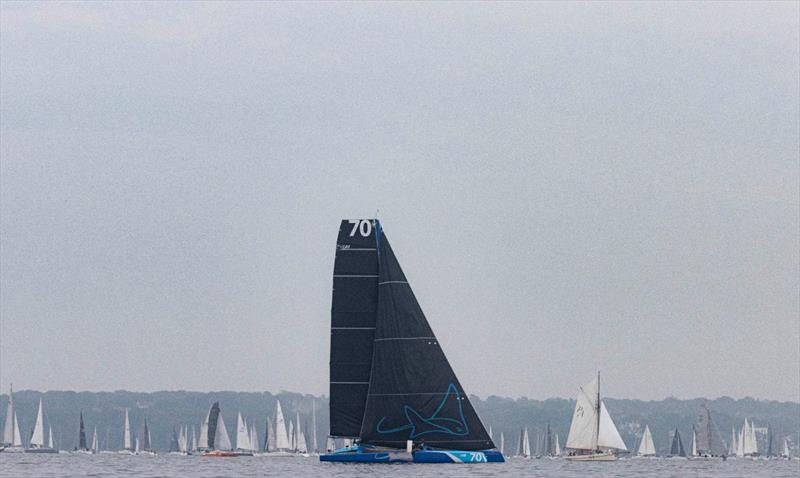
[2,387,797,405]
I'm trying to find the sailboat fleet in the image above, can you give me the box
[1,220,797,465]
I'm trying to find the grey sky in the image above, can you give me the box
[1,2,798,402]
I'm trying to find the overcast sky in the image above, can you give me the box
[1,2,798,402]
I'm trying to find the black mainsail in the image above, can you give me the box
[329,220,379,438]
[357,225,494,451]
[207,402,221,450]
[78,412,87,450]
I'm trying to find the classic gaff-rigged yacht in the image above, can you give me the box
[320,219,503,464]
[25,398,57,453]
[1,385,24,453]
[564,373,627,461]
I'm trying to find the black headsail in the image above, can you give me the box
[207,402,221,450]
[358,224,494,451]
[329,219,379,438]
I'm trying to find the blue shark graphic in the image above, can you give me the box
[376,383,469,438]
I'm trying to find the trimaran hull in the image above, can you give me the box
[321,446,504,464]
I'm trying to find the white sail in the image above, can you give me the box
[249,423,258,452]
[236,412,250,450]
[191,426,197,451]
[598,402,627,451]
[178,425,188,453]
[267,417,276,451]
[555,433,561,455]
[489,425,493,442]
[637,425,655,456]
[500,432,505,456]
[123,409,132,450]
[199,419,209,449]
[3,385,14,445]
[566,377,600,450]
[737,427,744,457]
[215,414,232,451]
[729,426,737,456]
[297,431,308,453]
[91,426,99,452]
[311,400,318,453]
[13,411,22,447]
[523,427,531,457]
[135,437,140,454]
[274,401,290,451]
[783,437,790,457]
[288,420,295,450]
[48,425,54,449]
[747,419,758,455]
[30,398,45,447]
[691,429,697,456]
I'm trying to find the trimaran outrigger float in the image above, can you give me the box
[320,219,503,464]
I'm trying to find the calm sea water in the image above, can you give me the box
[1,453,798,477]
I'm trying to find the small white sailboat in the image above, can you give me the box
[781,437,791,459]
[265,400,293,456]
[1,385,24,453]
[635,425,656,457]
[311,400,318,455]
[499,432,505,457]
[554,433,561,456]
[266,417,277,452]
[729,425,738,458]
[137,418,156,455]
[295,412,309,456]
[91,426,100,454]
[522,427,531,458]
[25,398,57,453]
[234,412,253,455]
[198,413,209,452]
[564,373,627,461]
[118,409,134,454]
[691,427,698,457]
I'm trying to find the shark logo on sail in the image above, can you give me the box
[375,384,470,439]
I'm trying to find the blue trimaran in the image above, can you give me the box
[320,219,503,464]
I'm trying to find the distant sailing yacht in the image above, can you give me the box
[91,426,100,454]
[320,219,502,464]
[118,409,134,454]
[25,398,57,453]
[635,425,656,457]
[263,400,293,456]
[201,402,240,457]
[234,412,254,455]
[136,417,156,455]
[1,385,24,453]
[668,428,687,458]
[694,403,725,458]
[564,373,627,461]
[74,412,91,454]
[737,418,758,458]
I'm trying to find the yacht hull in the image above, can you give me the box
[25,448,58,454]
[320,447,504,464]
[565,452,617,461]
